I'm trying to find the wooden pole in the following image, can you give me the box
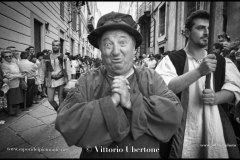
[205,2,216,89]
[203,2,217,157]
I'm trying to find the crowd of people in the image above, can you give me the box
[0,43,102,116]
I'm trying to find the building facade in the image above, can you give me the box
[0,1,99,57]
[119,1,240,56]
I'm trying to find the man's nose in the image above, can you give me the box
[112,44,120,56]
[204,27,209,35]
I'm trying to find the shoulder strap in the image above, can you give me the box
[58,54,64,66]
[214,53,225,92]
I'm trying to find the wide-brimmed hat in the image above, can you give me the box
[88,11,142,49]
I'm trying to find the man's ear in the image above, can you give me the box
[184,28,190,39]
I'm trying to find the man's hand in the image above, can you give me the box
[202,89,216,106]
[197,54,217,76]
[111,76,131,109]
[111,92,121,106]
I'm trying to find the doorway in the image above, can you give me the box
[34,19,42,54]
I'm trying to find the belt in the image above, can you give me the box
[51,75,64,80]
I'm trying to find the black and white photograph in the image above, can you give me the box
[0,1,240,159]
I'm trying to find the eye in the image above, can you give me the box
[104,43,112,47]
[120,40,127,46]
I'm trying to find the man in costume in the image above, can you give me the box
[43,40,71,111]
[155,10,240,158]
[55,12,183,158]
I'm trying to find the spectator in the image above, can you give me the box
[36,51,47,98]
[1,50,24,116]
[42,49,50,56]
[6,46,20,63]
[17,51,38,107]
[26,46,37,63]
[70,56,78,79]
[147,54,157,69]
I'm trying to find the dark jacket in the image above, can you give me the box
[55,66,183,158]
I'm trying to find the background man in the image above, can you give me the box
[155,10,240,158]
[43,40,71,111]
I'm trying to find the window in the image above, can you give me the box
[60,2,64,20]
[158,3,166,37]
[72,13,77,30]
[71,38,74,55]
[34,19,43,54]
[71,3,77,30]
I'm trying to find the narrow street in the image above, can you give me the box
[0,97,81,158]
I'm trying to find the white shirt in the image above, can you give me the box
[71,60,78,74]
[17,59,38,79]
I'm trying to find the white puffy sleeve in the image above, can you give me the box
[155,55,178,85]
[222,58,240,105]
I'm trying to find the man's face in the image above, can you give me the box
[186,18,209,48]
[52,42,60,53]
[99,30,135,76]
[236,48,240,61]
[29,48,35,54]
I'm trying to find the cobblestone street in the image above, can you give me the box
[0,97,81,158]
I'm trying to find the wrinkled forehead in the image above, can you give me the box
[101,29,133,40]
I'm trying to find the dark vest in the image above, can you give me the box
[43,53,68,84]
[168,49,225,98]
[166,49,240,158]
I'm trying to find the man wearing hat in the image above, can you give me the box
[55,12,183,158]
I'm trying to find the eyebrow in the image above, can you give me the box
[101,37,111,42]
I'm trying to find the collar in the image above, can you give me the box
[184,48,207,63]
[107,67,134,79]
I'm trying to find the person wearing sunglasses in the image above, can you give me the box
[1,50,25,116]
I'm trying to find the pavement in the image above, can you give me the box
[0,97,82,158]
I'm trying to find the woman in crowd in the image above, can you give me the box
[1,50,24,116]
